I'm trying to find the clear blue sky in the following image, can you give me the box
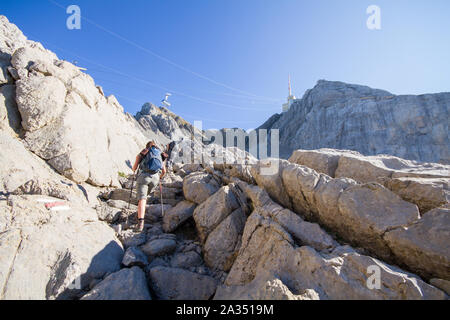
[2,0,449,129]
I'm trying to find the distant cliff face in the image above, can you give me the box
[260,80,449,164]
[135,102,196,143]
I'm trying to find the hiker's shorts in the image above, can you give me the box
[136,171,160,201]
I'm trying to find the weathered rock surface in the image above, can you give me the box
[183,171,220,204]
[288,148,450,214]
[81,267,151,300]
[170,251,203,269]
[384,206,450,280]
[203,208,247,271]
[215,271,319,300]
[379,177,449,213]
[162,200,196,232]
[0,195,123,300]
[0,84,21,135]
[261,80,450,164]
[0,132,60,194]
[122,247,148,268]
[141,238,177,257]
[239,181,337,252]
[135,102,196,141]
[118,230,146,249]
[148,266,217,300]
[193,185,240,243]
[224,209,446,299]
[0,16,167,187]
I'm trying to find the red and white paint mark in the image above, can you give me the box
[37,198,71,211]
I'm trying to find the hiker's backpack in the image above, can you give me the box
[141,147,163,173]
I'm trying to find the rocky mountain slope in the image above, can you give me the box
[260,80,449,164]
[0,15,449,300]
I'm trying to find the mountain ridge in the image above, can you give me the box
[258,79,449,164]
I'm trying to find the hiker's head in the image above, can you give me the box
[146,141,156,149]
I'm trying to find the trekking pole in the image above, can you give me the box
[128,165,139,210]
[159,180,164,217]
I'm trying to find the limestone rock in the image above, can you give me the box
[15,73,66,131]
[148,266,217,300]
[250,159,292,209]
[237,181,337,251]
[109,189,137,205]
[335,151,449,182]
[289,149,343,177]
[0,84,21,135]
[141,238,177,257]
[183,171,220,204]
[203,208,247,271]
[122,246,149,267]
[162,200,196,232]
[225,211,295,286]
[215,271,319,300]
[118,230,146,249]
[379,177,449,213]
[145,204,172,222]
[0,195,124,300]
[337,183,420,259]
[290,245,446,300]
[0,132,61,194]
[107,199,136,211]
[193,185,240,243]
[95,203,121,223]
[384,206,450,280]
[135,102,194,141]
[430,278,450,295]
[81,267,151,300]
[170,251,203,269]
[288,148,450,213]
[225,210,445,299]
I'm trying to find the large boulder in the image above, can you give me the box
[280,161,426,261]
[183,172,220,204]
[225,210,446,299]
[335,152,449,182]
[121,247,148,268]
[238,181,337,252]
[384,206,450,280]
[288,149,450,214]
[81,267,151,300]
[15,73,66,131]
[162,200,196,232]
[379,177,449,213]
[203,208,247,271]
[336,183,420,259]
[141,238,177,257]
[0,195,124,300]
[288,149,344,177]
[0,132,60,194]
[215,271,319,300]
[193,185,240,243]
[250,159,292,209]
[148,266,217,300]
[170,251,203,269]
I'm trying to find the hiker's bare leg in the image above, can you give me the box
[137,198,147,220]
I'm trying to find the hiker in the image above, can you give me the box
[132,140,167,232]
